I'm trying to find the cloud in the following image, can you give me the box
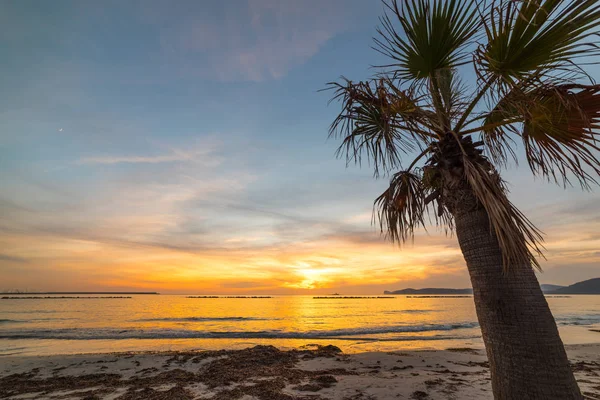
[0,254,29,263]
[80,154,192,165]
[220,281,268,289]
[152,0,368,81]
[78,142,222,166]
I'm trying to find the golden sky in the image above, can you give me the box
[2,186,599,294]
[1,0,600,294]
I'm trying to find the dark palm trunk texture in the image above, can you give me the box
[454,206,582,399]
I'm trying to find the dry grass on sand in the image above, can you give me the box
[2,344,600,399]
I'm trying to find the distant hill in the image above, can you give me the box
[384,288,473,295]
[547,278,600,294]
[541,284,566,293]
[384,279,599,295]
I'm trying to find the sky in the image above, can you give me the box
[1,0,599,294]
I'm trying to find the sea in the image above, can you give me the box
[1,295,600,356]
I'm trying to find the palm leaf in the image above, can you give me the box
[375,0,480,80]
[326,78,434,175]
[482,83,600,187]
[522,84,600,188]
[477,81,531,166]
[373,170,428,243]
[433,68,470,125]
[462,158,545,271]
[478,0,600,83]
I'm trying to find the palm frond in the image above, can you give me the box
[434,69,470,124]
[373,170,428,243]
[477,0,600,83]
[481,83,600,187]
[480,122,519,168]
[375,0,480,80]
[478,87,523,166]
[326,77,435,175]
[462,158,545,271]
[522,84,600,188]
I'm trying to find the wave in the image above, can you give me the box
[0,322,479,340]
[1,310,60,314]
[556,314,600,326]
[384,310,439,314]
[0,345,29,356]
[0,318,77,324]
[135,317,276,322]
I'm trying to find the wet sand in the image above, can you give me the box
[1,343,600,399]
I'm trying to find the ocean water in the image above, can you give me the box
[1,295,600,356]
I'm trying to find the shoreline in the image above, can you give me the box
[2,343,600,399]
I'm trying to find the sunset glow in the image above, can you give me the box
[1,0,599,294]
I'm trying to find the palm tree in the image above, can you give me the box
[325,1,600,398]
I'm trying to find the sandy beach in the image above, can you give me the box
[2,343,600,400]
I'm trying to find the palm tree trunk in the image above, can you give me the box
[454,206,581,399]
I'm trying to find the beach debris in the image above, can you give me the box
[117,385,195,400]
[293,375,337,392]
[446,347,481,354]
[2,345,600,399]
[424,378,444,387]
[391,365,414,370]
[410,390,430,399]
[342,391,377,400]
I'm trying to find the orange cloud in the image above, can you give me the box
[0,222,468,294]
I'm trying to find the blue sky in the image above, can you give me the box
[1,0,599,293]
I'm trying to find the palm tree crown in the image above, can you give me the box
[326,0,600,272]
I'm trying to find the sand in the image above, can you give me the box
[1,344,600,399]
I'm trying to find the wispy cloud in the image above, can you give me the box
[0,254,29,263]
[79,152,203,165]
[77,142,223,166]
[151,0,371,82]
